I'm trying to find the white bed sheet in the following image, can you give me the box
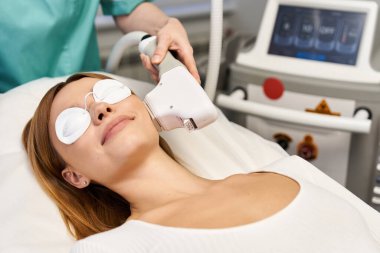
[1,73,379,252]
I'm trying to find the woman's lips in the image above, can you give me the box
[102,116,135,145]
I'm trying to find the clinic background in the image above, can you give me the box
[96,0,263,81]
[96,0,380,80]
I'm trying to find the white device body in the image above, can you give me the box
[237,0,380,84]
[145,66,218,131]
[139,36,218,131]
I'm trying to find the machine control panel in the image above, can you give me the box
[269,5,365,66]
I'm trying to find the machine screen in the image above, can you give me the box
[268,5,366,65]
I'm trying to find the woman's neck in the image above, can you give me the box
[109,147,213,218]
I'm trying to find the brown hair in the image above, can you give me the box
[22,73,173,239]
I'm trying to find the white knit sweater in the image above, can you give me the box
[71,156,380,253]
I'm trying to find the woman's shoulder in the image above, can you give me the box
[218,170,300,193]
[134,171,300,230]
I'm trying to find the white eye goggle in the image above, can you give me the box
[55,79,132,145]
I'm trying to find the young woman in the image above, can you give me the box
[23,73,380,253]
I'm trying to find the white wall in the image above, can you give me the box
[228,0,267,36]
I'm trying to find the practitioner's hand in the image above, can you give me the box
[140,18,201,84]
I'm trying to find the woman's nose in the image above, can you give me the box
[90,102,113,125]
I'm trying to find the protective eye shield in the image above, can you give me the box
[55,79,132,145]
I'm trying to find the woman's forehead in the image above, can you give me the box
[56,78,99,103]
[62,77,99,94]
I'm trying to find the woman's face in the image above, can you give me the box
[49,77,159,187]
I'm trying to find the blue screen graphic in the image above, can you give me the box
[268,5,366,65]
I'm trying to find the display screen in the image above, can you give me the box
[268,5,366,65]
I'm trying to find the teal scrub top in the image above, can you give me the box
[0,0,148,93]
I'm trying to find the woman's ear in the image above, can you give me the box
[62,167,90,189]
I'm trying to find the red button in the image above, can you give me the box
[262,77,284,100]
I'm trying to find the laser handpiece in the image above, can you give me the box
[139,35,218,131]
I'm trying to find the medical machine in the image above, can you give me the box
[217,0,380,210]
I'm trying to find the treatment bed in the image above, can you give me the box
[1,73,380,252]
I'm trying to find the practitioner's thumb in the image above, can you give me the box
[152,35,171,64]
